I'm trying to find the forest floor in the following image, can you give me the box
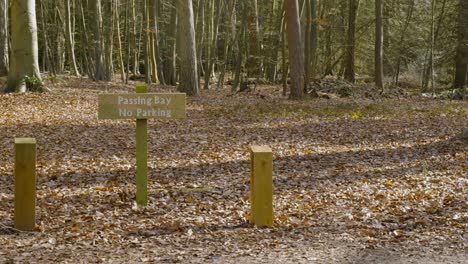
[0,76,467,263]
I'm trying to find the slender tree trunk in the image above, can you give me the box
[115,0,126,82]
[166,5,177,85]
[196,0,205,81]
[304,0,311,89]
[218,0,236,89]
[0,0,8,77]
[103,0,114,81]
[177,0,199,96]
[422,0,446,90]
[344,0,359,83]
[232,0,248,92]
[204,0,221,90]
[124,0,130,83]
[6,0,43,92]
[92,0,105,80]
[265,1,284,82]
[150,0,165,85]
[285,0,304,99]
[375,0,384,90]
[310,0,318,79]
[80,0,93,78]
[246,0,262,79]
[55,0,66,73]
[131,0,138,75]
[282,13,288,96]
[144,0,151,84]
[454,0,468,88]
[394,0,414,85]
[65,0,80,76]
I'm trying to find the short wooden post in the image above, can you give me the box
[136,84,148,206]
[250,145,273,227]
[14,138,37,231]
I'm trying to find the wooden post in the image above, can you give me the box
[14,138,36,231]
[250,145,273,227]
[136,84,148,206]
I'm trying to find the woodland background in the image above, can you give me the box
[0,0,467,95]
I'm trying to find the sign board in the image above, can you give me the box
[98,93,186,120]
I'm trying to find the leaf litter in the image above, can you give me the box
[0,77,467,263]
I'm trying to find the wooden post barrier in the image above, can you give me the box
[135,84,148,206]
[14,138,37,231]
[250,145,273,227]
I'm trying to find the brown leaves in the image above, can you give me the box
[0,78,467,262]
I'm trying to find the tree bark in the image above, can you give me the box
[92,0,105,80]
[0,0,8,77]
[454,0,468,88]
[304,0,311,88]
[344,0,359,83]
[246,0,261,79]
[310,0,318,79]
[394,0,414,85]
[177,0,199,96]
[375,0,384,90]
[65,0,80,76]
[285,0,304,99]
[6,0,43,92]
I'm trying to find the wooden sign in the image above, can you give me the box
[98,86,186,206]
[98,93,186,120]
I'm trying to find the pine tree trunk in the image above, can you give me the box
[285,0,304,99]
[6,0,43,92]
[177,0,199,96]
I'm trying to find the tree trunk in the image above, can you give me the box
[454,0,468,88]
[394,0,414,85]
[177,0,199,96]
[310,0,318,79]
[0,0,8,77]
[344,0,359,83]
[232,0,248,92]
[304,0,311,88]
[204,0,221,90]
[285,0,304,99]
[55,0,66,73]
[375,0,384,90]
[166,4,177,85]
[115,0,126,82]
[92,0,105,80]
[150,0,165,85]
[103,0,114,81]
[246,0,261,79]
[217,0,236,89]
[6,0,44,92]
[65,0,80,76]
